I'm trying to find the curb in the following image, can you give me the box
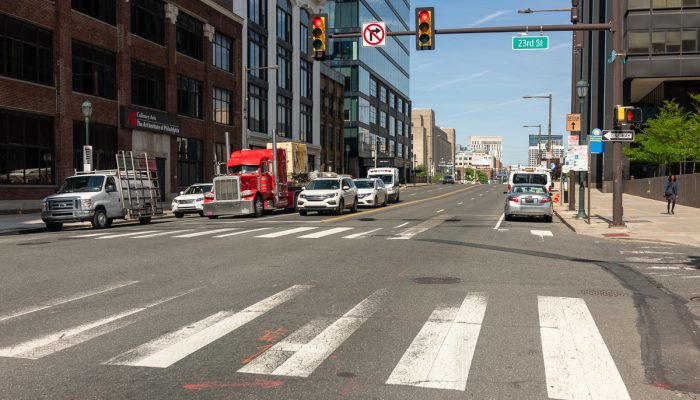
[0,213,176,237]
[553,209,578,233]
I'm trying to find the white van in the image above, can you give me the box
[368,167,400,202]
[508,169,552,193]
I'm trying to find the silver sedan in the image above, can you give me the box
[504,184,553,222]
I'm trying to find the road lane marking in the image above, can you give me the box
[394,222,409,229]
[681,276,700,279]
[0,281,138,323]
[173,228,237,238]
[386,293,488,391]
[493,214,505,230]
[342,228,382,239]
[104,285,311,368]
[131,230,191,238]
[96,231,158,239]
[531,230,553,239]
[256,227,317,238]
[458,202,464,205]
[471,198,475,200]
[0,289,197,359]
[240,289,387,377]
[436,209,444,213]
[538,296,630,400]
[410,193,417,196]
[389,215,450,240]
[71,232,112,238]
[298,227,353,239]
[214,228,271,238]
[619,250,675,255]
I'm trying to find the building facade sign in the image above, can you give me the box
[121,107,181,135]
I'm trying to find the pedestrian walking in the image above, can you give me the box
[663,175,678,214]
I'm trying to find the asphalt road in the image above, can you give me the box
[1,184,698,399]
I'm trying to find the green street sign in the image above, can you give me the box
[512,36,549,50]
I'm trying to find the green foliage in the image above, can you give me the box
[463,167,475,180]
[414,164,427,178]
[475,170,489,184]
[431,174,443,183]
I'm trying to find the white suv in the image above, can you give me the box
[297,176,358,216]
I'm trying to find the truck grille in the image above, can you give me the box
[214,177,239,201]
[49,198,78,211]
[305,195,327,201]
[178,199,194,204]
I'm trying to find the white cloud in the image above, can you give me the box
[469,10,511,27]
[433,70,491,88]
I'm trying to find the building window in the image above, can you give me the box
[369,105,377,125]
[628,31,649,54]
[0,14,53,86]
[300,59,312,99]
[0,109,54,185]
[300,9,309,55]
[248,30,268,80]
[300,104,312,143]
[277,95,292,138]
[72,40,116,99]
[131,59,165,109]
[214,142,228,167]
[72,0,116,24]
[248,0,267,28]
[176,12,203,60]
[73,121,117,170]
[682,30,697,52]
[397,142,403,158]
[380,111,387,128]
[277,0,291,43]
[213,87,231,125]
[333,0,359,28]
[389,92,395,109]
[248,83,267,133]
[397,119,403,136]
[369,79,377,97]
[277,46,292,91]
[389,140,395,157]
[389,116,395,136]
[177,137,202,187]
[379,86,387,103]
[131,0,164,45]
[176,75,202,118]
[213,32,233,72]
[332,39,357,61]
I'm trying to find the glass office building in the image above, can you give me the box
[325,0,412,181]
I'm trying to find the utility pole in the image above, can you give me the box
[611,0,624,227]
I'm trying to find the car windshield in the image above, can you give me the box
[512,185,547,194]
[228,165,260,174]
[371,174,393,185]
[445,176,453,179]
[184,185,212,194]
[57,176,105,193]
[513,173,547,185]
[354,180,375,189]
[307,179,340,190]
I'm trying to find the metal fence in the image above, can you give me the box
[624,173,700,208]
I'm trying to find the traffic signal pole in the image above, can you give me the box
[611,1,624,227]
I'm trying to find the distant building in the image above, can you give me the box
[528,134,564,166]
[412,109,456,176]
[468,136,502,162]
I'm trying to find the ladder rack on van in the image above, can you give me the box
[115,151,163,218]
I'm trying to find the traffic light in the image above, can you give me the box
[614,105,643,127]
[310,14,327,60]
[416,7,435,50]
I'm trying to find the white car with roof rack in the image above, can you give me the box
[297,173,358,215]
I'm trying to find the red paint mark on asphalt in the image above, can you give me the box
[183,379,284,391]
[257,326,288,342]
[603,233,630,238]
[648,381,700,392]
[241,344,274,365]
[398,269,409,277]
[338,377,357,396]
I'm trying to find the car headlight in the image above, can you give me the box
[81,199,92,209]
[358,193,370,199]
[195,197,204,202]
[171,201,177,208]
[42,199,48,211]
[240,190,254,197]
[299,194,306,199]
[326,193,338,199]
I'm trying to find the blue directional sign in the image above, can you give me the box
[589,128,605,154]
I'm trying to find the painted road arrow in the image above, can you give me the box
[602,130,635,141]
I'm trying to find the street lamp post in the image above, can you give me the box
[575,80,588,219]
[81,100,93,172]
[523,95,552,160]
[523,124,542,165]
[345,144,350,175]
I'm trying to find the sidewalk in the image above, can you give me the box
[554,189,700,248]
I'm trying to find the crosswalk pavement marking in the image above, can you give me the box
[297,227,353,239]
[0,280,138,323]
[389,215,449,240]
[240,289,387,377]
[96,231,158,239]
[386,293,488,391]
[342,228,382,239]
[131,230,191,238]
[0,289,196,360]
[172,228,237,238]
[531,230,553,239]
[256,227,316,238]
[71,232,113,238]
[214,228,271,238]
[104,285,311,368]
[538,296,630,400]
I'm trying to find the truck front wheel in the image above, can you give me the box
[253,195,264,218]
[139,217,151,224]
[92,208,108,229]
[45,222,63,232]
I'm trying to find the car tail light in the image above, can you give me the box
[540,197,552,203]
[204,191,214,203]
[548,186,552,193]
[508,196,519,203]
[508,184,511,191]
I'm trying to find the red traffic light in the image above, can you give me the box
[419,10,430,22]
[312,16,323,28]
[626,110,634,122]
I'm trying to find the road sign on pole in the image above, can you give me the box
[602,130,635,141]
[589,128,605,154]
[362,22,386,47]
[512,35,549,50]
[566,113,581,132]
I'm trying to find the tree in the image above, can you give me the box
[475,170,488,184]
[414,164,427,178]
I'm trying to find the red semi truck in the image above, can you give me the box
[202,143,307,218]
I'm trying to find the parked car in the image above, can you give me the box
[353,178,388,208]
[504,184,553,222]
[297,175,358,215]
[171,183,213,218]
[368,167,400,202]
[508,169,552,193]
[442,175,455,184]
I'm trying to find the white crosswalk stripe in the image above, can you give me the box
[96,231,158,239]
[342,228,382,239]
[297,227,353,239]
[256,227,317,238]
[172,228,238,238]
[131,230,192,238]
[386,293,487,391]
[104,285,311,368]
[539,296,630,400]
[214,227,271,238]
[389,216,448,240]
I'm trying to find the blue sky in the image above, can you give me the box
[409,1,574,165]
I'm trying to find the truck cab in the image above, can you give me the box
[368,167,401,202]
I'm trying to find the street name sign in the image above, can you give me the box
[362,22,386,47]
[602,130,635,141]
[566,113,581,132]
[512,35,549,50]
[590,128,605,154]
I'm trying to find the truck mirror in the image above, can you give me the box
[301,186,306,191]
[342,185,350,191]
[179,191,184,195]
[106,185,116,192]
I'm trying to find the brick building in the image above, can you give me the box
[319,63,344,173]
[0,0,243,204]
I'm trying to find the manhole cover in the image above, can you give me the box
[16,241,51,246]
[337,372,355,378]
[690,296,700,302]
[359,218,375,222]
[581,288,628,297]
[413,277,463,284]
